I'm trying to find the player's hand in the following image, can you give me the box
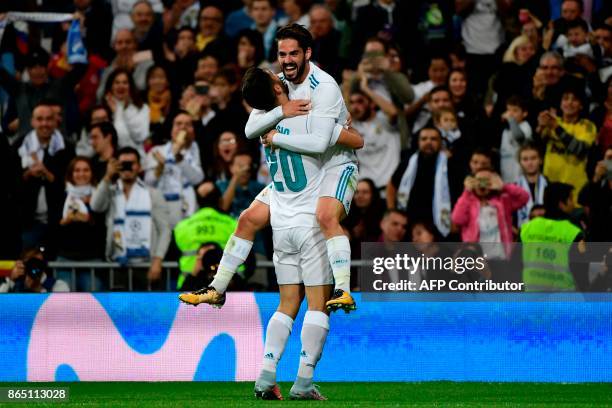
[282,99,310,117]
[261,129,277,148]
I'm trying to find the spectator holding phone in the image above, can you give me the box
[91,146,171,288]
[451,169,529,258]
[345,37,414,148]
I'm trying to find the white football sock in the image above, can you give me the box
[210,234,252,293]
[256,312,294,388]
[296,311,329,387]
[326,235,351,292]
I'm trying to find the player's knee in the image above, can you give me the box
[316,208,339,232]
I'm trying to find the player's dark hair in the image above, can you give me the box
[89,121,119,150]
[544,182,574,215]
[506,94,529,112]
[276,23,313,52]
[241,67,277,111]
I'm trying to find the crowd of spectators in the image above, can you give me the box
[0,0,611,292]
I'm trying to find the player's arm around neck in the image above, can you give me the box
[244,100,312,139]
[244,107,285,139]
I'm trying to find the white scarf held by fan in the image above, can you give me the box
[397,152,451,237]
[112,180,152,265]
[18,130,65,169]
[62,183,93,218]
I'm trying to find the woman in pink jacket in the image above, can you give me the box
[451,169,529,258]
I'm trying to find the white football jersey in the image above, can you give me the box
[266,113,325,230]
[281,62,357,169]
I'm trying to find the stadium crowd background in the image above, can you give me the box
[0,0,611,292]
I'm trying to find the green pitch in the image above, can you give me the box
[2,382,612,407]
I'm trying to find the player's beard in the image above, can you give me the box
[283,59,306,83]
